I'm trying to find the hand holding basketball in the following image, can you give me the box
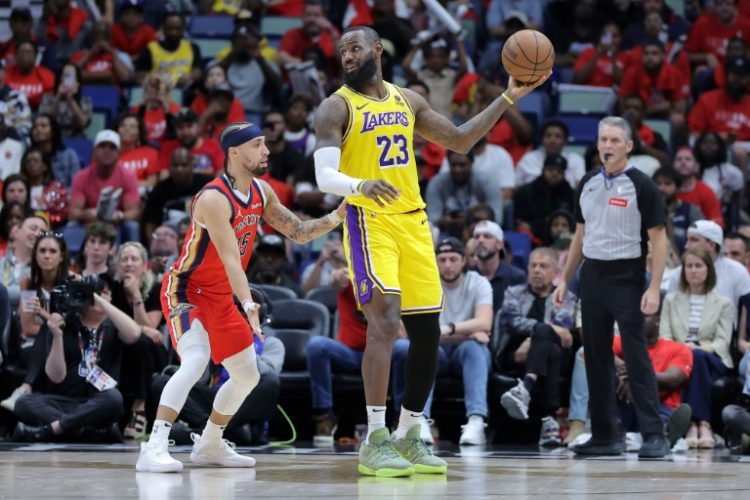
[502,29,555,100]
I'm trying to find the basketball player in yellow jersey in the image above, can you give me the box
[314,26,550,477]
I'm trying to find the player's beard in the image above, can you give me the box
[246,161,268,177]
[343,54,377,89]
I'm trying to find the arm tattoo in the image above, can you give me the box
[406,87,512,154]
[313,95,348,149]
[260,181,339,243]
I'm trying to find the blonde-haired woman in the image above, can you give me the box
[112,242,167,439]
[660,246,734,448]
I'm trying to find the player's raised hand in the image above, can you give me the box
[506,69,553,101]
[360,180,400,208]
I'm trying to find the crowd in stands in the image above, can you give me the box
[1,0,750,452]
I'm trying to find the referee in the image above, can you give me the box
[553,116,669,458]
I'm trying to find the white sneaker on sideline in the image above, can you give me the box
[136,440,183,473]
[420,417,434,445]
[190,433,256,467]
[459,418,487,445]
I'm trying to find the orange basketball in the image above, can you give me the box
[501,29,555,84]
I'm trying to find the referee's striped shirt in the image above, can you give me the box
[576,167,666,261]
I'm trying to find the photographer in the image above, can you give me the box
[12,274,141,442]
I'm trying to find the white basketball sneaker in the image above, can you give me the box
[190,433,256,467]
[136,439,183,473]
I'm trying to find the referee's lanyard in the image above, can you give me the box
[78,328,103,377]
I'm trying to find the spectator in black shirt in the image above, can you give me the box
[12,274,142,442]
[247,234,304,298]
[142,147,212,245]
[263,110,303,184]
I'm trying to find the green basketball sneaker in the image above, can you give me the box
[392,425,448,474]
[358,428,415,477]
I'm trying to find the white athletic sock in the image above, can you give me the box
[366,405,386,443]
[202,419,226,442]
[394,406,423,439]
[149,419,171,444]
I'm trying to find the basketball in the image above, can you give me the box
[501,29,555,84]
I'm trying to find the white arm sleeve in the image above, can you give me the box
[314,146,364,197]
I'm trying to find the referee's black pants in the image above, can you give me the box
[579,258,663,441]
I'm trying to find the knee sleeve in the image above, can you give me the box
[401,313,440,412]
[213,347,260,416]
[158,329,211,412]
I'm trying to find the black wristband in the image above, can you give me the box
[449,322,456,335]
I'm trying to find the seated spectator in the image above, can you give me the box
[131,72,181,144]
[626,12,691,82]
[439,134,515,202]
[292,155,339,217]
[306,267,369,443]
[0,7,37,67]
[0,202,27,258]
[149,225,179,279]
[0,213,47,308]
[68,130,141,243]
[513,154,575,244]
[499,248,576,447]
[20,147,68,228]
[159,110,224,177]
[30,114,81,189]
[618,39,689,140]
[4,39,55,111]
[198,84,240,141]
[74,221,116,277]
[661,246,735,448]
[652,167,704,254]
[34,0,91,72]
[485,1,542,53]
[369,0,416,64]
[462,203,497,243]
[391,237,493,445]
[668,220,750,308]
[12,275,141,443]
[0,115,24,179]
[190,64,246,137]
[2,174,30,208]
[111,242,167,440]
[220,26,281,115]
[283,93,316,157]
[723,232,750,271]
[71,20,133,86]
[263,111,304,184]
[151,295,284,446]
[685,0,750,72]
[143,148,212,244]
[403,33,468,119]
[278,0,339,72]
[426,150,505,238]
[573,22,627,87]
[546,0,609,67]
[516,120,586,189]
[673,147,724,227]
[111,0,156,60]
[114,112,160,191]
[709,36,748,89]
[688,57,750,146]
[0,60,32,139]
[246,234,303,298]
[621,0,689,50]
[135,12,202,89]
[621,94,670,168]
[471,221,526,314]
[301,235,346,294]
[694,131,743,208]
[542,209,574,247]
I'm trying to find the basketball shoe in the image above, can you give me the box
[392,425,447,474]
[358,428,415,477]
[190,432,256,467]
[136,439,183,473]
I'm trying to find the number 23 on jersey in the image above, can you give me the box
[376,134,409,169]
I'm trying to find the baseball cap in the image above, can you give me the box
[436,236,465,256]
[725,57,750,76]
[505,10,529,27]
[208,83,235,99]
[94,130,121,149]
[688,220,723,247]
[473,220,504,242]
[256,234,286,254]
[544,154,568,171]
[174,109,199,124]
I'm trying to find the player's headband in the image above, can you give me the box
[220,122,264,155]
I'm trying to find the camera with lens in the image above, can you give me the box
[49,275,105,316]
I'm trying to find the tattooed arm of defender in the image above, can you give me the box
[405,71,552,154]
[261,180,347,244]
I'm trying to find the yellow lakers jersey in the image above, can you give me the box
[148,40,195,88]
[334,82,425,214]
